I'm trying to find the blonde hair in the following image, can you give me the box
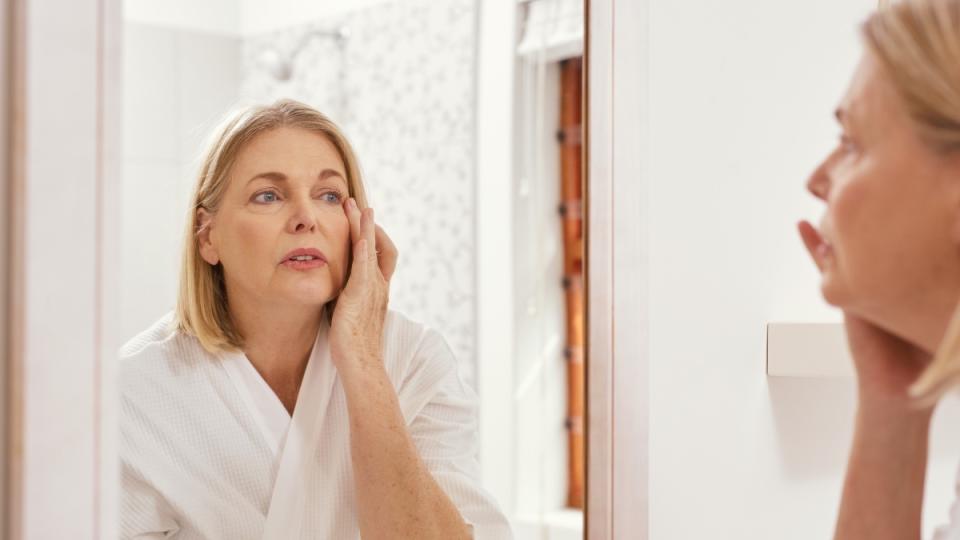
[860,0,960,401]
[174,99,369,354]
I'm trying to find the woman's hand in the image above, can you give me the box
[842,312,932,408]
[329,198,398,372]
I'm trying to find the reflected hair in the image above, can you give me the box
[174,99,368,354]
[861,0,960,402]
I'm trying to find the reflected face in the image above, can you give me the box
[198,127,352,311]
[805,52,960,316]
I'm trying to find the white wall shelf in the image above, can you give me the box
[766,322,853,378]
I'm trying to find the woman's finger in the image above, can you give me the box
[349,237,368,285]
[345,198,362,244]
[375,224,398,282]
[356,208,377,283]
[362,208,377,264]
[797,220,825,272]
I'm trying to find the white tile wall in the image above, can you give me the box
[121,22,241,343]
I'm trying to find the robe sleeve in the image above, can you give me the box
[119,377,181,540]
[403,329,514,540]
[120,461,181,539]
[933,463,960,540]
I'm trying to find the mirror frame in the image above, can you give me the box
[1,1,654,538]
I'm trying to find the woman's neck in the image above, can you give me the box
[861,283,960,356]
[229,293,324,412]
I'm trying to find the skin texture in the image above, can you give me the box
[799,52,960,540]
[196,126,470,539]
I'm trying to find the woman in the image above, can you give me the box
[119,100,512,539]
[799,1,960,538]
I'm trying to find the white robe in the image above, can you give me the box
[935,465,960,540]
[119,310,513,539]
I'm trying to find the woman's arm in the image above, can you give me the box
[833,314,935,540]
[834,400,932,540]
[339,359,472,540]
[330,199,471,539]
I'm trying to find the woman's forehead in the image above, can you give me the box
[839,53,908,134]
[235,127,346,175]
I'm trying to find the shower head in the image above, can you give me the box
[256,48,293,81]
[257,27,350,82]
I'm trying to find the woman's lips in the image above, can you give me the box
[281,258,327,270]
[798,220,834,268]
[811,226,833,257]
[279,247,328,270]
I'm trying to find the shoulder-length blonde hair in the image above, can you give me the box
[860,0,960,402]
[174,99,369,354]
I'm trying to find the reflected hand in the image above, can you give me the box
[329,198,398,372]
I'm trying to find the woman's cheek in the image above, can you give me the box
[831,174,885,299]
[828,168,870,242]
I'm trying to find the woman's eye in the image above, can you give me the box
[253,191,280,203]
[320,191,343,204]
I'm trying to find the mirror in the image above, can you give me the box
[119,0,585,537]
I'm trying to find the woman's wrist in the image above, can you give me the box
[335,352,389,393]
[854,396,934,432]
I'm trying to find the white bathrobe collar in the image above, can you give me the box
[220,320,338,540]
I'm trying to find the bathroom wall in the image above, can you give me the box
[120,22,242,344]
[124,0,240,36]
[646,0,960,538]
[239,0,391,35]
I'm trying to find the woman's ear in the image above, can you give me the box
[196,207,220,266]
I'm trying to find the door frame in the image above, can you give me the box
[585,0,649,537]
[3,0,121,537]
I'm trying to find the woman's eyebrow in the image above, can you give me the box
[246,169,346,186]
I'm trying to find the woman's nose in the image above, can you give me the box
[806,162,830,201]
[286,195,317,233]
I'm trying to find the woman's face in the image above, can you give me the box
[198,126,352,312]
[805,51,960,318]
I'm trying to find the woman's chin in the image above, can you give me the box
[279,285,335,308]
[819,271,852,309]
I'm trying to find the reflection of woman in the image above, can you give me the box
[120,100,512,539]
[799,1,960,538]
